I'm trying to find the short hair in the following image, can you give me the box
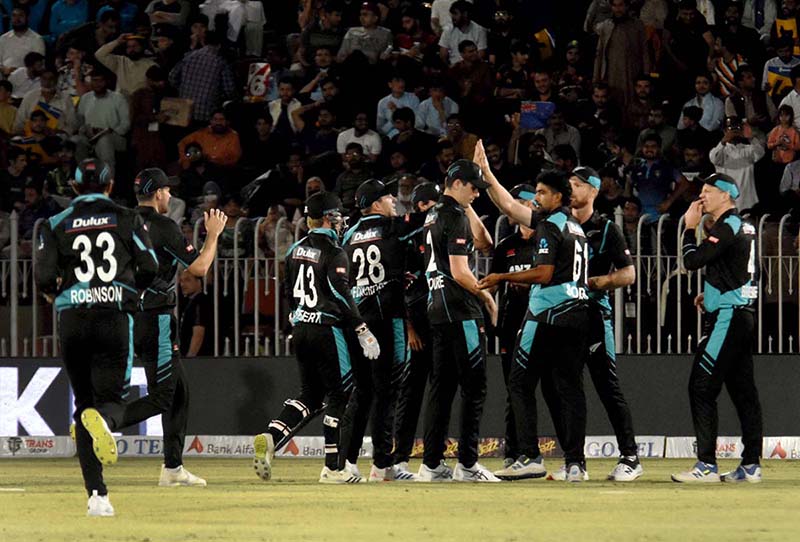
[598,166,618,180]
[635,73,652,84]
[23,52,44,67]
[446,113,463,124]
[345,142,364,153]
[210,108,227,119]
[458,40,477,53]
[189,13,209,26]
[682,105,703,123]
[450,0,472,14]
[12,5,30,17]
[734,64,754,83]
[436,138,454,154]
[30,110,47,121]
[278,76,295,89]
[694,71,712,82]
[626,196,643,212]
[535,170,572,203]
[392,106,415,124]
[319,76,337,89]
[255,112,273,125]
[642,132,663,146]
[0,80,11,92]
[510,41,529,56]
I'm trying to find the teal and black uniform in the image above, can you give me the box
[341,211,424,469]
[510,206,589,466]
[117,204,201,469]
[581,211,638,458]
[491,231,536,461]
[268,223,366,471]
[35,186,158,497]
[422,194,488,469]
[682,208,762,465]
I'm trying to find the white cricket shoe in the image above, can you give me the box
[345,460,362,478]
[417,461,453,482]
[566,463,587,483]
[319,466,363,484]
[721,464,762,483]
[547,464,589,481]
[671,461,721,483]
[87,490,114,517]
[607,457,643,482]
[159,465,207,487]
[493,455,546,480]
[453,462,501,482]
[252,433,275,481]
[390,462,419,481]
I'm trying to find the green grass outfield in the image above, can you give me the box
[1,458,799,541]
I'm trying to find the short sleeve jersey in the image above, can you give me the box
[342,212,425,321]
[423,195,483,325]
[581,211,633,313]
[527,207,589,328]
[137,206,200,311]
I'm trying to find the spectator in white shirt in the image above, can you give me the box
[0,7,45,77]
[336,110,382,161]
[8,51,43,99]
[438,0,486,66]
[15,67,77,135]
[779,66,800,130]
[74,68,130,170]
[416,79,459,136]
[376,74,420,137]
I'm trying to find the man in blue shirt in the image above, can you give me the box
[376,74,420,138]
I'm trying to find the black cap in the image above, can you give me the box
[703,172,740,200]
[509,184,537,201]
[306,191,343,219]
[446,159,489,189]
[74,158,113,186]
[355,178,392,209]
[134,168,178,196]
[412,181,441,206]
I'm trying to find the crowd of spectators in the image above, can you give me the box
[2,0,800,264]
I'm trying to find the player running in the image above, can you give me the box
[484,184,537,473]
[417,159,498,483]
[672,173,763,484]
[253,192,380,484]
[114,168,227,487]
[547,166,641,482]
[392,182,440,475]
[341,179,428,482]
[35,159,158,516]
[475,142,590,483]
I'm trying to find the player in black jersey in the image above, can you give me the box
[417,159,498,483]
[35,159,158,516]
[485,184,537,472]
[672,174,763,484]
[341,179,427,482]
[114,168,227,487]
[475,142,590,483]
[253,192,381,484]
[561,166,642,482]
[393,182,440,474]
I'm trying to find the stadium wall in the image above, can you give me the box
[1,355,799,438]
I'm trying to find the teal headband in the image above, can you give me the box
[517,190,536,201]
[711,179,739,200]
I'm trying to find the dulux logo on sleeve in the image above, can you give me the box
[66,214,117,232]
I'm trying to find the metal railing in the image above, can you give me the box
[1,210,798,357]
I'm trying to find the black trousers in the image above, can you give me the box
[586,308,638,457]
[423,319,487,469]
[346,317,408,468]
[268,324,354,470]
[690,308,763,465]
[393,308,432,464]
[498,325,520,460]
[118,312,187,469]
[509,318,588,465]
[60,308,131,497]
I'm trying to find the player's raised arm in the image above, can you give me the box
[472,139,534,227]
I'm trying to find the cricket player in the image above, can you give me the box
[672,173,763,483]
[35,159,158,516]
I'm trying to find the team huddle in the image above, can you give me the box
[34,140,763,516]
[252,139,764,486]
